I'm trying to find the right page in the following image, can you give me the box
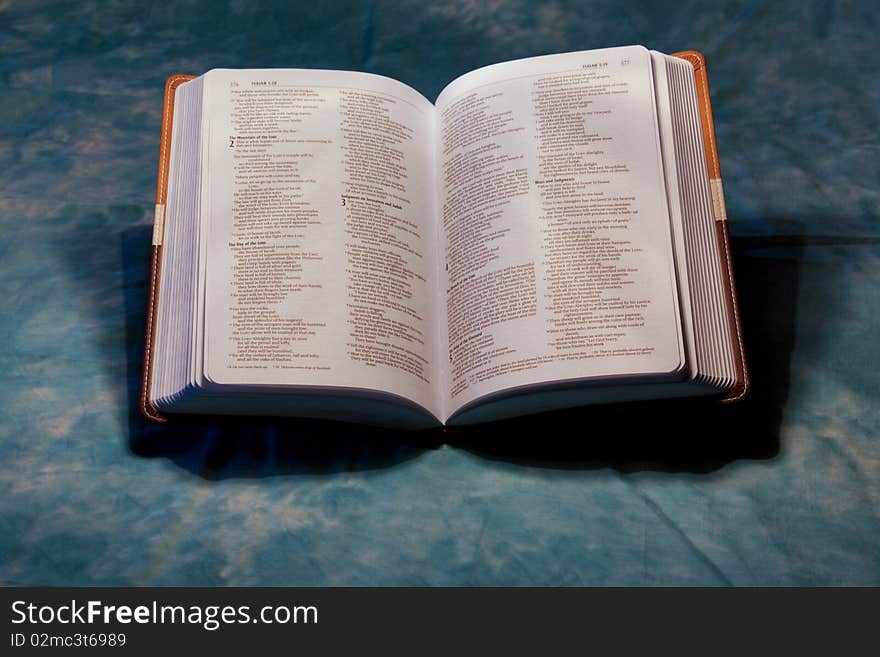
[436,46,685,418]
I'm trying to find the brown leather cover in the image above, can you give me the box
[141,55,748,422]
[141,74,196,422]
[671,51,749,402]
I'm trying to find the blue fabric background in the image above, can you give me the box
[1,0,877,585]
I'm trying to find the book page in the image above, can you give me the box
[435,46,685,416]
[199,69,442,418]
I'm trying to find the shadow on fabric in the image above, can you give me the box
[121,225,441,480]
[121,224,800,478]
[449,229,803,473]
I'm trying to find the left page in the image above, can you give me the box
[199,69,442,418]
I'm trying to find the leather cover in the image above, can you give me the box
[141,74,195,422]
[672,51,749,402]
[141,55,748,422]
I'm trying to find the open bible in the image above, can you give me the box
[142,46,748,429]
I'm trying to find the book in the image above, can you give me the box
[142,46,748,429]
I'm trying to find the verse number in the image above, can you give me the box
[341,196,346,206]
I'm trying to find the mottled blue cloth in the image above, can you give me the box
[1,0,877,586]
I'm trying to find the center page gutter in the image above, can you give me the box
[434,46,685,419]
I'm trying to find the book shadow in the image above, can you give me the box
[121,224,801,478]
[121,226,441,480]
[448,231,803,473]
